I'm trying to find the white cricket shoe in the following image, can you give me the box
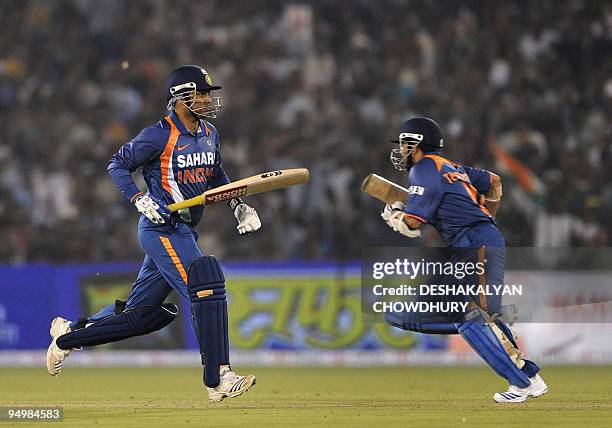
[46,317,73,376]
[493,374,548,403]
[207,367,256,402]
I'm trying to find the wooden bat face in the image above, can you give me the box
[168,168,309,212]
[361,174,409,205]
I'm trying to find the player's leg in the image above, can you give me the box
[455,241,547,402]
[76,255,175,327]
[479,243,547,401]
[46,256,176,375]
[384,271,460,334]
[48,289,131,370]
[139,222,255,400]
[46,257,178,376]
[187,255,255,401]
[385,311,458,334]
[478,243,548,396]
[483,246,541,375]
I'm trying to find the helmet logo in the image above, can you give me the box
[201,68,213,86]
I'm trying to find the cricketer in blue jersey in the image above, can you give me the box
[46,65,257,402]
[381,117,548,403]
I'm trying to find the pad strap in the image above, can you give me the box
[457,308,530,388]
[490,322,525,369]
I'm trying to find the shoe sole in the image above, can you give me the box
[494,385,548,403]
[46,318,69,376]
[50,317,65,337]
[493,395,528,403]
[209,376,256,403]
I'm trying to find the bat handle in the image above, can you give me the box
[168,198,201,212]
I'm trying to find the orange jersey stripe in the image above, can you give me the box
[423,154,458,172]
[461,182,491,217]
[159,236,188,284]
[423,154,446,172]
[161,116,181,196]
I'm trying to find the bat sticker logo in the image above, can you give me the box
[205,186,248,203]
[260,171,283,179]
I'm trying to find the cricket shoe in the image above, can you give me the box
[46,317,73,376]
[493,374,548,403]
[207,367,256,402]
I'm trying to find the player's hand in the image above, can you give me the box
[234,203,261,235]
[381,201,421,238]
[134,194,171,224]
[386,210,422,238]
[380,201,405,222]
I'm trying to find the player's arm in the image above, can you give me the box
[108,128,163,201]
[381,201,422,238]
[381,158,441,238]
[463,165,502,218]
[107,128,170,223]
[483,172,502,218]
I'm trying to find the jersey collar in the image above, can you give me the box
[169,111,195,136]
[168,111,211,138]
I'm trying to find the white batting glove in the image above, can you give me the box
[387,211,422,238]
[134,194,170,225]
[234,203,261,235]
[381,201,406,223]
[381,201,421,238]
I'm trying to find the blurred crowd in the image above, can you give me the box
[1,0,610,263]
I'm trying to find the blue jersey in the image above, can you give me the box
[108,111,230,226]
[404,154,495,246]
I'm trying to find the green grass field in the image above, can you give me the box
[1,366,611,427]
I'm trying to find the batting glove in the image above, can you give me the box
[234,203,261,235]
[381,201,406,223]
[381,201,421,238]
[134,194,171,225]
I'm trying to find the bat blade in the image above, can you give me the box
[168,168,309,212]
[361,173,409,204]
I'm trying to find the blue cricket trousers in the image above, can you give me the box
[385,222,506,333]
[84,216,203,324]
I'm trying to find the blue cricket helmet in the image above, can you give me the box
[165,65,222,101]
[165,65,222,118]
[390,117,444,171]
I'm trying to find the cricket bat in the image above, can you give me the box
[361,173,408,204]
[168,168,309,212]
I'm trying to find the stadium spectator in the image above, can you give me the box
[1,0,610,262]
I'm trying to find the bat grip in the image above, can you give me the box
[168,198,201,212]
